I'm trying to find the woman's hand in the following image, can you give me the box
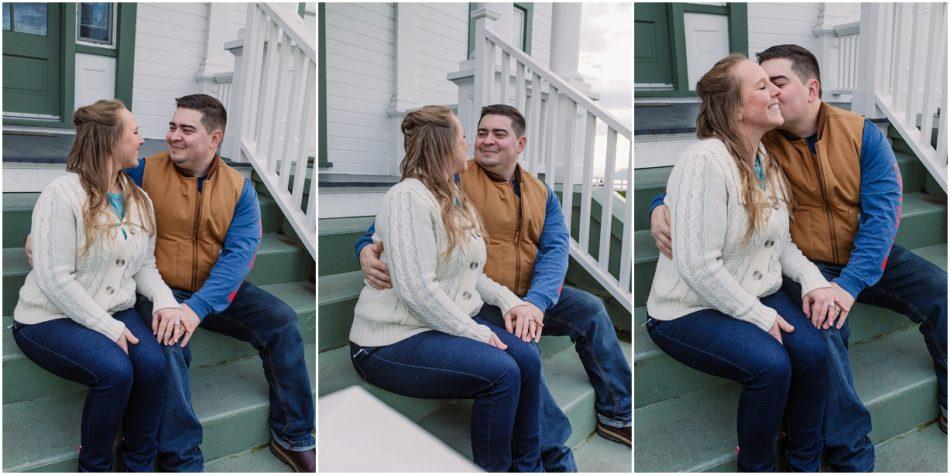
[767,315,795,344]
[153,307,185,345]
[115,328,140,354]
[803,287,838,329]
[488,332,508,350]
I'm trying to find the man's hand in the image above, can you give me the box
[826,283,855,330]
[178,304,201,347]
[25,234,33,268]
[115,327,140,355]
[767,315,795,344]
[651,205,673,259]
[504,303,544,343]
[152,307,186,345]
[802,286,835,329]
[359,242,392,290]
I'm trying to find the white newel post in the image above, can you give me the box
[223,37,245,161]
[388,3,419,175]
[195,4,240,94]
[449,5,500,157]
[854,3,881,118]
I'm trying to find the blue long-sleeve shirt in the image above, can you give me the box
[649,120,902,299]
[127,159,262,319]
[355,178,569,312]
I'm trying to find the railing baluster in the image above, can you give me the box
[267,30,295,174]
[485,41,496,105]
[515,62,526,112]
[244,7,269,149]
[579,112,596,252]
[903,4,923,126]
[293,60,316,209]
[257,18,282,159]
[527,71,543,171]
[500,50,510,105]
[280,48,308,193]
[544,85,559,185]
[598,128,618,273]
[889,4,903,102]
[919,3,943,148]
[560,100,577,234]
[619,148,633,290]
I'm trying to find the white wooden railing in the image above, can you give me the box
[819,21,861,97]
[461,10,633,311]
[227,3,316,257]
[855,3,948,191]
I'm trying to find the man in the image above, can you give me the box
[649,45,947,471]
[31,95,316,471]
[357,104,632,471]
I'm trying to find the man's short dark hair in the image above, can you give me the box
[479,104,526,137]
[175,94,227,134]
[756,44,823,98]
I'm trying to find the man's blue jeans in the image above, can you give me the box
[646,291,828,472]
[475,285,632,472]
[350,317,544,472]
[136,281,315,471]
[12,309,167,472]
[781,244,948,472]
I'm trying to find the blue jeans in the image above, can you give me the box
[646,291,828,472]
[135,281,315,471]
[475,285,632,472]
[350,317,543,472]
[781,244,948,472]
[12,309,167,472]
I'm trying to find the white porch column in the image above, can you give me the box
[194,4,242,94]
[550,3,593,96]
[387,3,420,175]
[448,5,501,156]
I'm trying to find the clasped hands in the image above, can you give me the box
[150,304,201,347]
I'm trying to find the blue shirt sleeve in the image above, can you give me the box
[649,192,667,215]
[125,159,145,187]
[523,185,569,312]
[834,120,902,297]
[354,222,376,261]
[184,179,263,319]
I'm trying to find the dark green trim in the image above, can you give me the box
[682,3,728,15]
[318,3,330,169]
[467,3,475,60]
[75,43,116,57]
[115,3,136,107]
[298,2,306,18]
[514,2,532,54]
[636,89,697,98]
[727,3,748,56]
[669,3,688,93]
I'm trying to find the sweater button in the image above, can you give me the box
[106,287,115,294]
[470,262,478,270]
[462,291,472,300]
[752,271,763,280]
[764,240,774,248]
[116,259,125,266]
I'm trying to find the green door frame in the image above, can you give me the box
[317,3,330,168]
[636,2,747,98]
[6,3,136,128]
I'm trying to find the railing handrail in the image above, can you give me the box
[482,28,631,141]
[259,3,315,60]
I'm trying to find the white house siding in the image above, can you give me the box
[325,3,396,176]
[413,3,468,106]
[747,3,821,58]
[530,3,552,71]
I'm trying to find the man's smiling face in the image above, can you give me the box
[474,114,526,171]
[166,108,218,171]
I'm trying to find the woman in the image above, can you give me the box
[12,99,184,472]
[645,54,837,472]
[349,105,544,472]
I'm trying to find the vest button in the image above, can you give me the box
[462,291,472,300]
[106,287,115,294]
[752,271,763,280]
[764,240,774,248]
[772,203,780,210]
[470,262,478,270]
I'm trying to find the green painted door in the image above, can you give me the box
[3,3,62,118]
[635,3,673,88]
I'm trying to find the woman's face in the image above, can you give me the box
[451,114,468,174]
[736,60,783,132]
[115,108,144,170]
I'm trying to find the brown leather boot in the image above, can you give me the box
[269,439,315,472]
[595,421,631,447]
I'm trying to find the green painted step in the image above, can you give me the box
[633,194,947,307]
[3,345,315,472]
[205,444,292,473]
[634,243,947,407]
[3,281,315,404]
[873,423,947,472]
[571,432,632,472]
[318,217,374,277]
[2,233,312,316]
[634,327,938,472]
[1,193,289,249]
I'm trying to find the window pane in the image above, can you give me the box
[12,3,47,36]
[79,3,113,44]
[513,7,526,51]
[4,4,11,31]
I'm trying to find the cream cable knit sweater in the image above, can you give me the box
[14,173,180,342]
[349,178,525,347]
[646,138,830,332]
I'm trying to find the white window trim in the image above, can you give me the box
[75,3,117,49]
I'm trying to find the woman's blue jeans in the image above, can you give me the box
[646,291,828,472]
[350,316,544,472]
[12,308,167,472]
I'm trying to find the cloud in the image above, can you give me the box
[578,3,632,126]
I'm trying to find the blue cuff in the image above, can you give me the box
[524,293,551,314]
[833,275,864,300]
[183,295,213,321]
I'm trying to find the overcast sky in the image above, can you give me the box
[578,2,632,127]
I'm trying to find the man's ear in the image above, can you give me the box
[517,135,527,154]
[210,130,224,149]
[807,78,821,102]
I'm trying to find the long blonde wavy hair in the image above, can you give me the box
[695,53,792,241]
[67,99,155,255]
[399,105,484,256]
